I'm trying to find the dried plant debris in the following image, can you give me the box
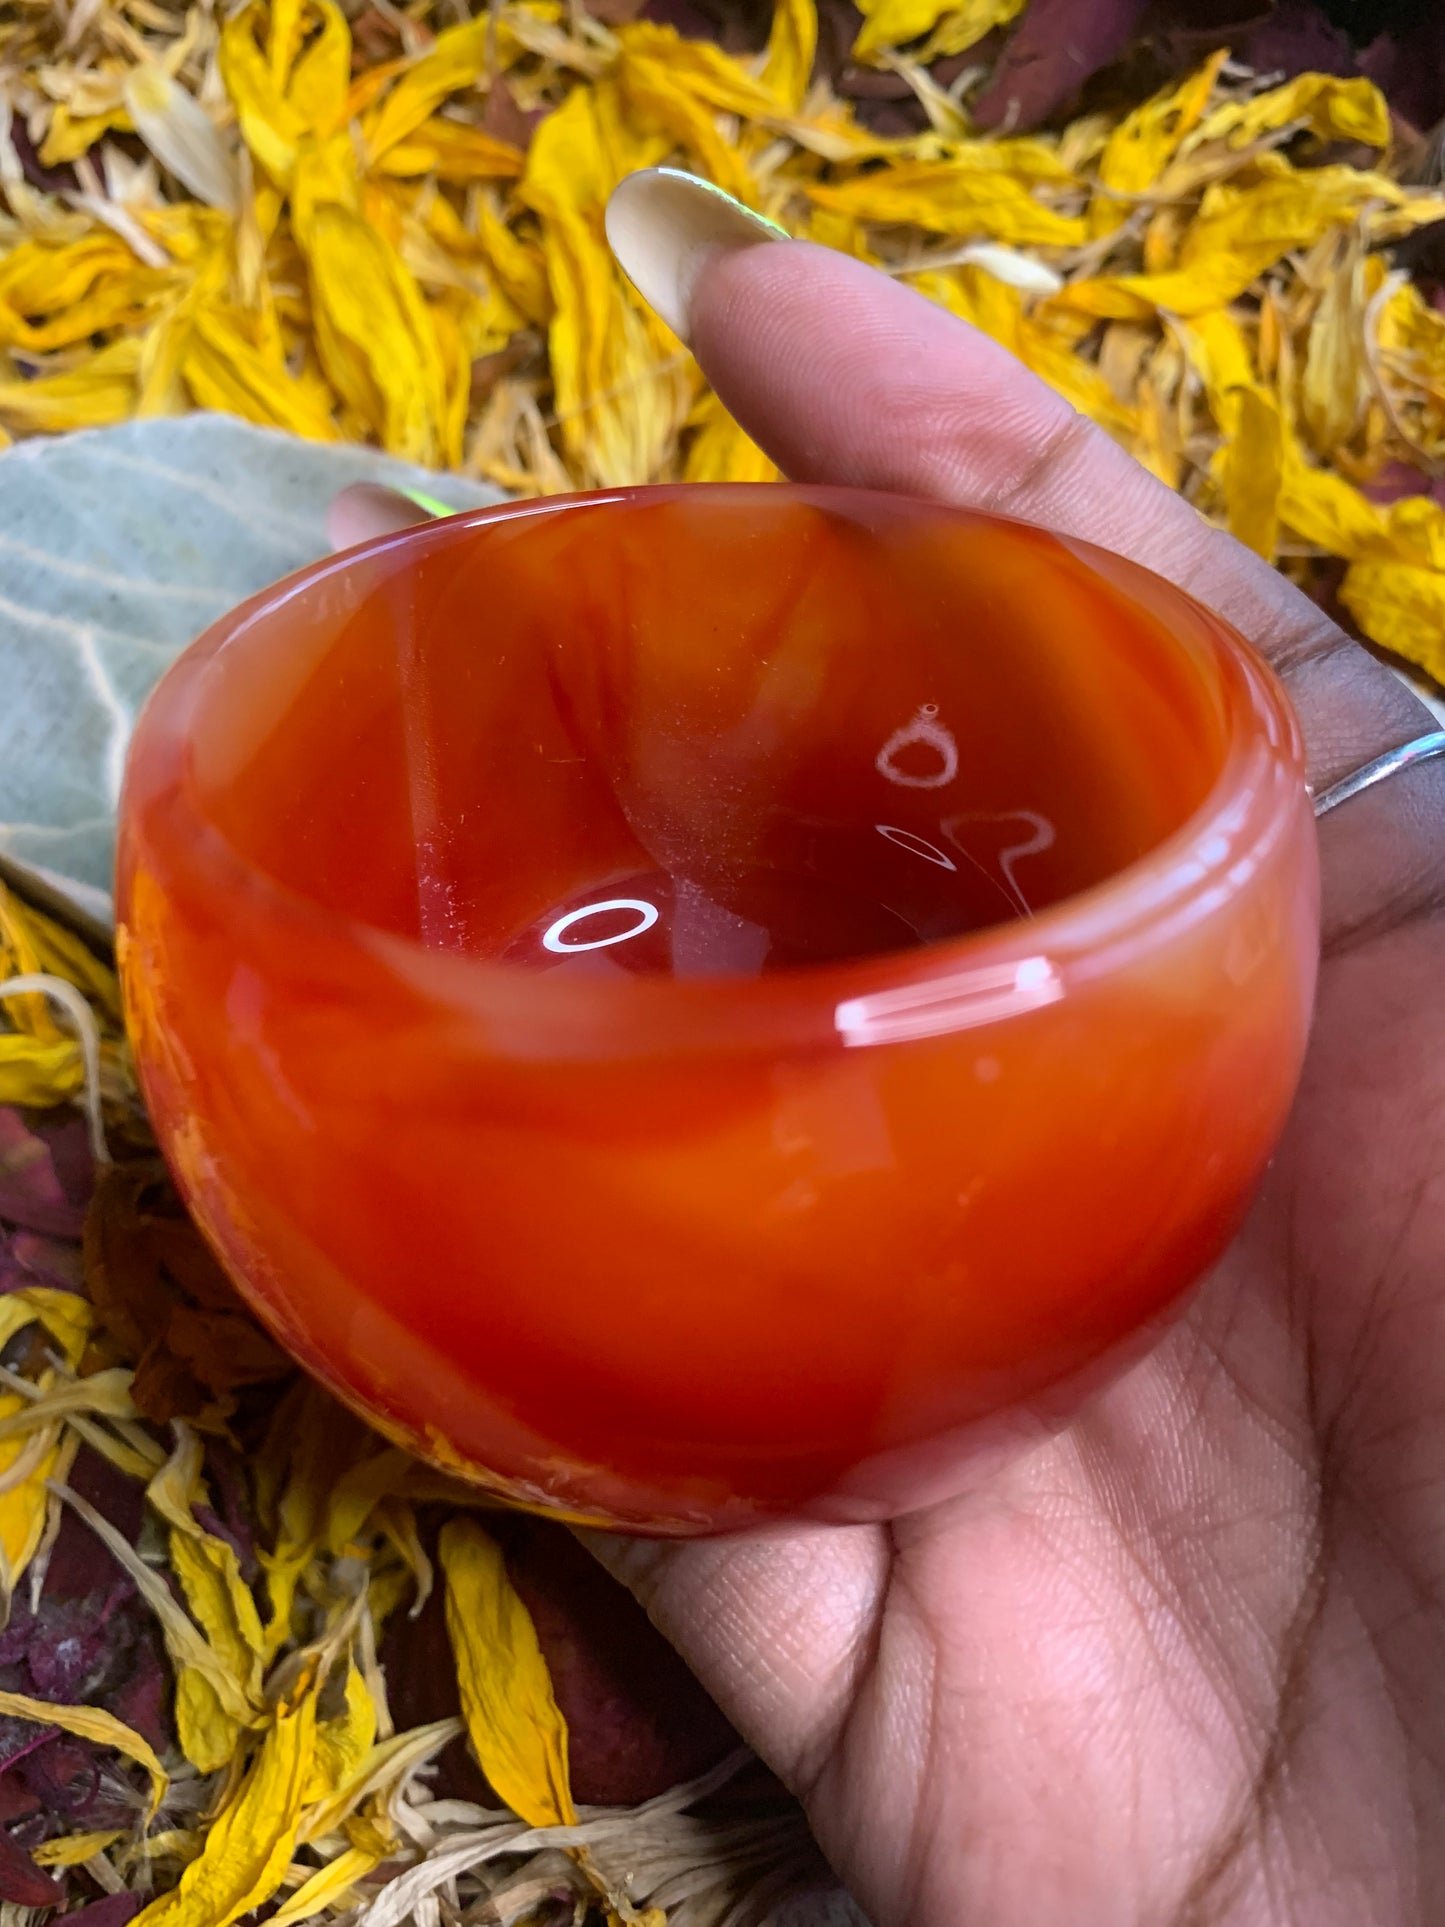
[0,871,851,1925]
[0,1,1442,692]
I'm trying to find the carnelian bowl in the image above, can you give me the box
[118,485,1318,1532]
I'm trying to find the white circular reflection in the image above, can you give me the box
[875,824,957,869]
[542,897,660,952]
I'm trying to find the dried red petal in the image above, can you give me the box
[0,1824,64,1908]
[383,1514,737,1807]
[972,0,1151,130]
[0,1777,40,1824]
[62,1897,140,1927]
[0,1109,90,1239]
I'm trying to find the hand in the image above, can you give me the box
[584,233,1445,1927]
[335,223,1445,1927]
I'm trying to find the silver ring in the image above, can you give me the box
[1312,730,1445,818]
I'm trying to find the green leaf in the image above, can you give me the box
[0,416,500,925]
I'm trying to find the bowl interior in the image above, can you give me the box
[187,487,1231,978]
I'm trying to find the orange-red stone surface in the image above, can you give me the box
[118,486,1319,1532]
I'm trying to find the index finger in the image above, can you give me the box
[604,179,1441,947]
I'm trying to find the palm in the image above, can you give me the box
[601,896,1444,1925]
[805,909,1445,1926]
[582,240,1445,1927]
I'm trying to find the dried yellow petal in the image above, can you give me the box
[0,1689,168,1818]
[0,1288,91,1366]
[58,1480,257,1729]
[363,17,493,164]
[684,390,778,483]
[1339,559,1445,681]
[1220,384,1284,559]
[270,1845,382,1927]
[32,1829,126,1868]
[182,304,340,441]
[306,1663,378,1802]
[293,155,448,461]
[1091,53,1228,237]
[1279,452,1389,558]
[856,0,1022,62]
[297,1719,461,1846]
[0,1034,84,1107]
[1179,308,1257,429]
[133,1677,320,1927]
[220,4,308,186]
[762,0,817,113]
[809,161,1085,246]
[124,66,240,214]
[285,1,352,133]
[1058,164,1398,318]
[1192,73,1389,154]
[440,1517,576,1829]
[615,22,784,122]
[0,883,122,1026]
[149,1428,265,1774]
[1301,245,1380,453]
[39,105,134,166]
[376,119,525,183]
[523,87,688,486]
[1385,495,1445,570]
[0,337,141,435]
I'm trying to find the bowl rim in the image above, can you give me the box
[120,481,1311,1048]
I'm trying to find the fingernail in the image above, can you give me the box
[326,482,436,552]
[605,168,787,345]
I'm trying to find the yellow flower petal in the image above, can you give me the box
[32,1829,126,1868]
[1192,73,1390,154]
[1221,383,1284,559]
[363,16,494,164]
[440,1517,576,1829]
[0,1034,84,1106]
[220,3,308,186]
[855,0,1022,64]
[1091,52,1228,237]
[305,1663,378,1803]
[0,336,141,434]
[297,1719,461,1846]
[270,1844,382,1927]
[684,390,778,483]
[762,0,818,113]
[133,1677,320,1927]
[808,161,1084,246]
[375,119,525,183]
[1340,559,1445,681]
[149,1427,265,1774]
[1280,454,1390,559]
[123,66,240,214]
[0,1689,168,1819]
[1057,165,1402,318]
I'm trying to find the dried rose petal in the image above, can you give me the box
[2,1228,85,1293]
[0,1720,58,1776]
[972,0,1152,130]
[0,1823,63,1907]
[62,1897,140,1927]
[1362,19,1445,138]
[0,1777,39,1824]
[19,1739,100,1818]
[0,1110,90,1240]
